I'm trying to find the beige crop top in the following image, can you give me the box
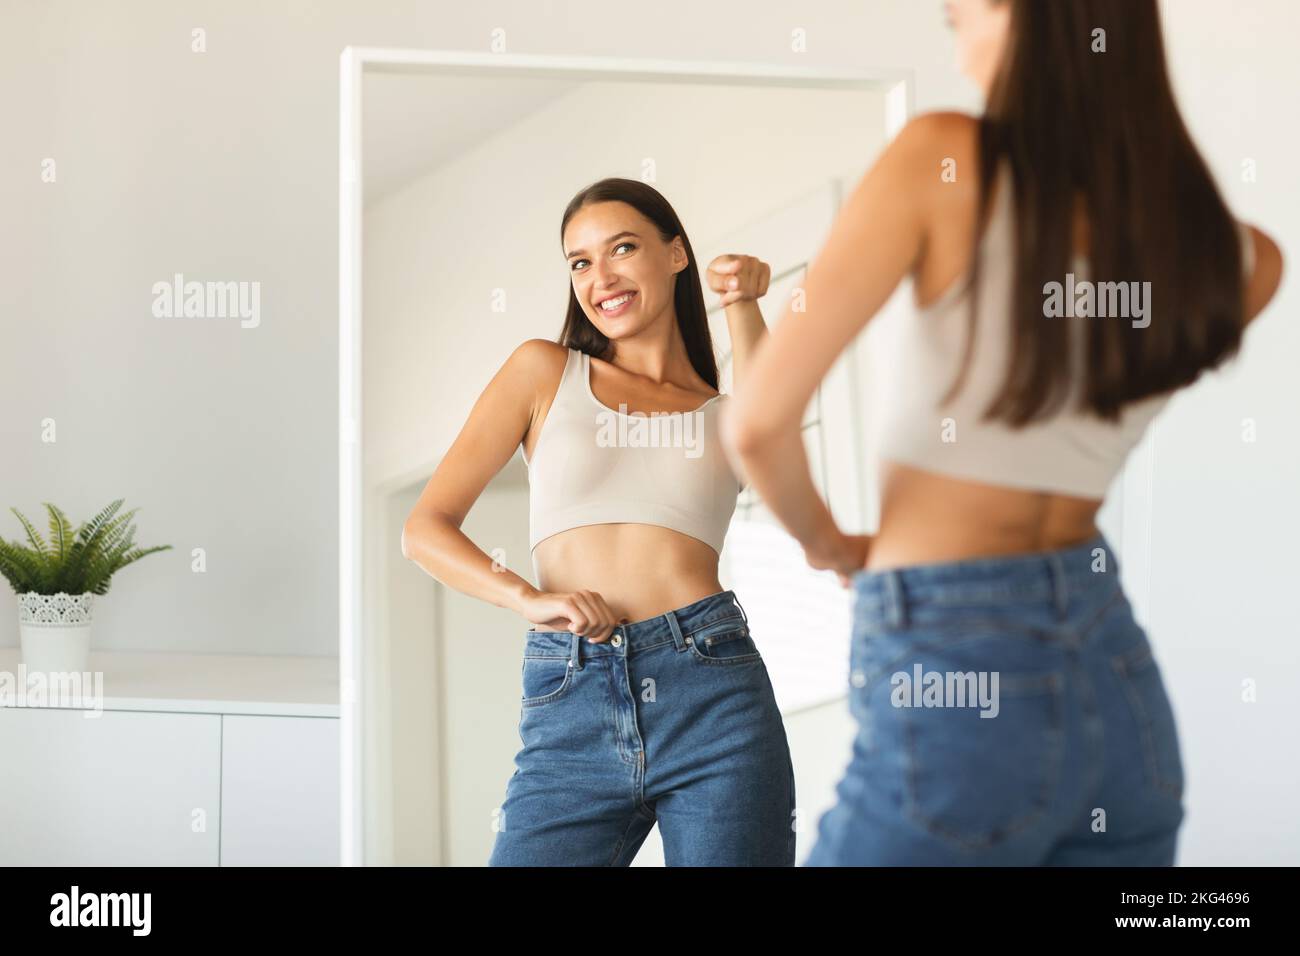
[876,164,1257,499]
[522,348,742,553]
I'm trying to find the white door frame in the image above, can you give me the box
[339,45,913,866]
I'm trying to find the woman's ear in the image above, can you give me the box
[671,236,689,274]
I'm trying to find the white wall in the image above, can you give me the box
[5,0,1294,864]
[1128,0,1299,865]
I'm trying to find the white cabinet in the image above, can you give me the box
[0,650,339,866]
[219,715,339,866]
[0,707,221,865]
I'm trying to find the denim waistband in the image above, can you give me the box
[851,531,1119,628]
[523,588,748,665]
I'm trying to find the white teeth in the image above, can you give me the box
[599,293,633,311]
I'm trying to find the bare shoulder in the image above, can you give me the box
[510,337,568,365]
[885,111,983,224]
[504,338,568,387]
[897,110,980,146]
[1242,224,1284,327]
[891,111,980,170]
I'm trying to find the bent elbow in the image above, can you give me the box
[727,428,763,460]
[718,400,765,458]
[399,518,422,560]
[726,414,782,461]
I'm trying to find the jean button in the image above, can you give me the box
[611,634,623,647]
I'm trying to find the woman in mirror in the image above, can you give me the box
[402,177,797,865]
[723,0,1283,865]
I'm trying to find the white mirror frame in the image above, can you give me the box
[338,45,912,866]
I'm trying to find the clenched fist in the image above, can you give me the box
[706,254,771,307]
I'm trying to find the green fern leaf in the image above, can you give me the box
[45,503,75,560]
[10,507,50,561]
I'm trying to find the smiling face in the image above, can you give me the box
[945,0,1012,96]
[563,200,688,341]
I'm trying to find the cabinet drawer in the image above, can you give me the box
[0,707,221,865]
[219,715,339,866]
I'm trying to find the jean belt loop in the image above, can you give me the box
[732,593,749,628]
[570,632,584,671]
[883,570,908,630]
[664,607,686,650]
[1047,552,1069,622]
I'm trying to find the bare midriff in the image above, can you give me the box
[525,461,1100,627]
[529,524,725,630]
[864,459,1103,572]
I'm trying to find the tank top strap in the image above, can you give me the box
[544,346,582,413]
[563,347,590,409]
[575,348,590,389]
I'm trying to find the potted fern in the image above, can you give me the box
[0,499,171,673]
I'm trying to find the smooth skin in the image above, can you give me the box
[721,0,1285,583]
[401,199,770,643]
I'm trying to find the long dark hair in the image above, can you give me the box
[945,0,1244,424]
[557,178,719,390]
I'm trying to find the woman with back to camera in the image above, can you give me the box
[401,177,797,866]
[722,0,1283,865]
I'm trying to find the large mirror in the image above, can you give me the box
[345,51,912,865]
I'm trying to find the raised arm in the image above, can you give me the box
[706,254,771,392]
[719,113,942,573]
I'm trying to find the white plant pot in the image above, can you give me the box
[17,592,94,674]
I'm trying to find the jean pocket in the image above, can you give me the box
[521,654,575,706]
[1110,642,1184,797]
[685,617,763,666]
[894,668,1066,850]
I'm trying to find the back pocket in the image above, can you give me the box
[896,665,1065,850]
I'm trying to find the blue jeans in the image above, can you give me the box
[805,531,1186,866]
[489,589,797,866]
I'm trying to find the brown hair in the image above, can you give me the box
[557,178,719,390]
[945,0,1244,424]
